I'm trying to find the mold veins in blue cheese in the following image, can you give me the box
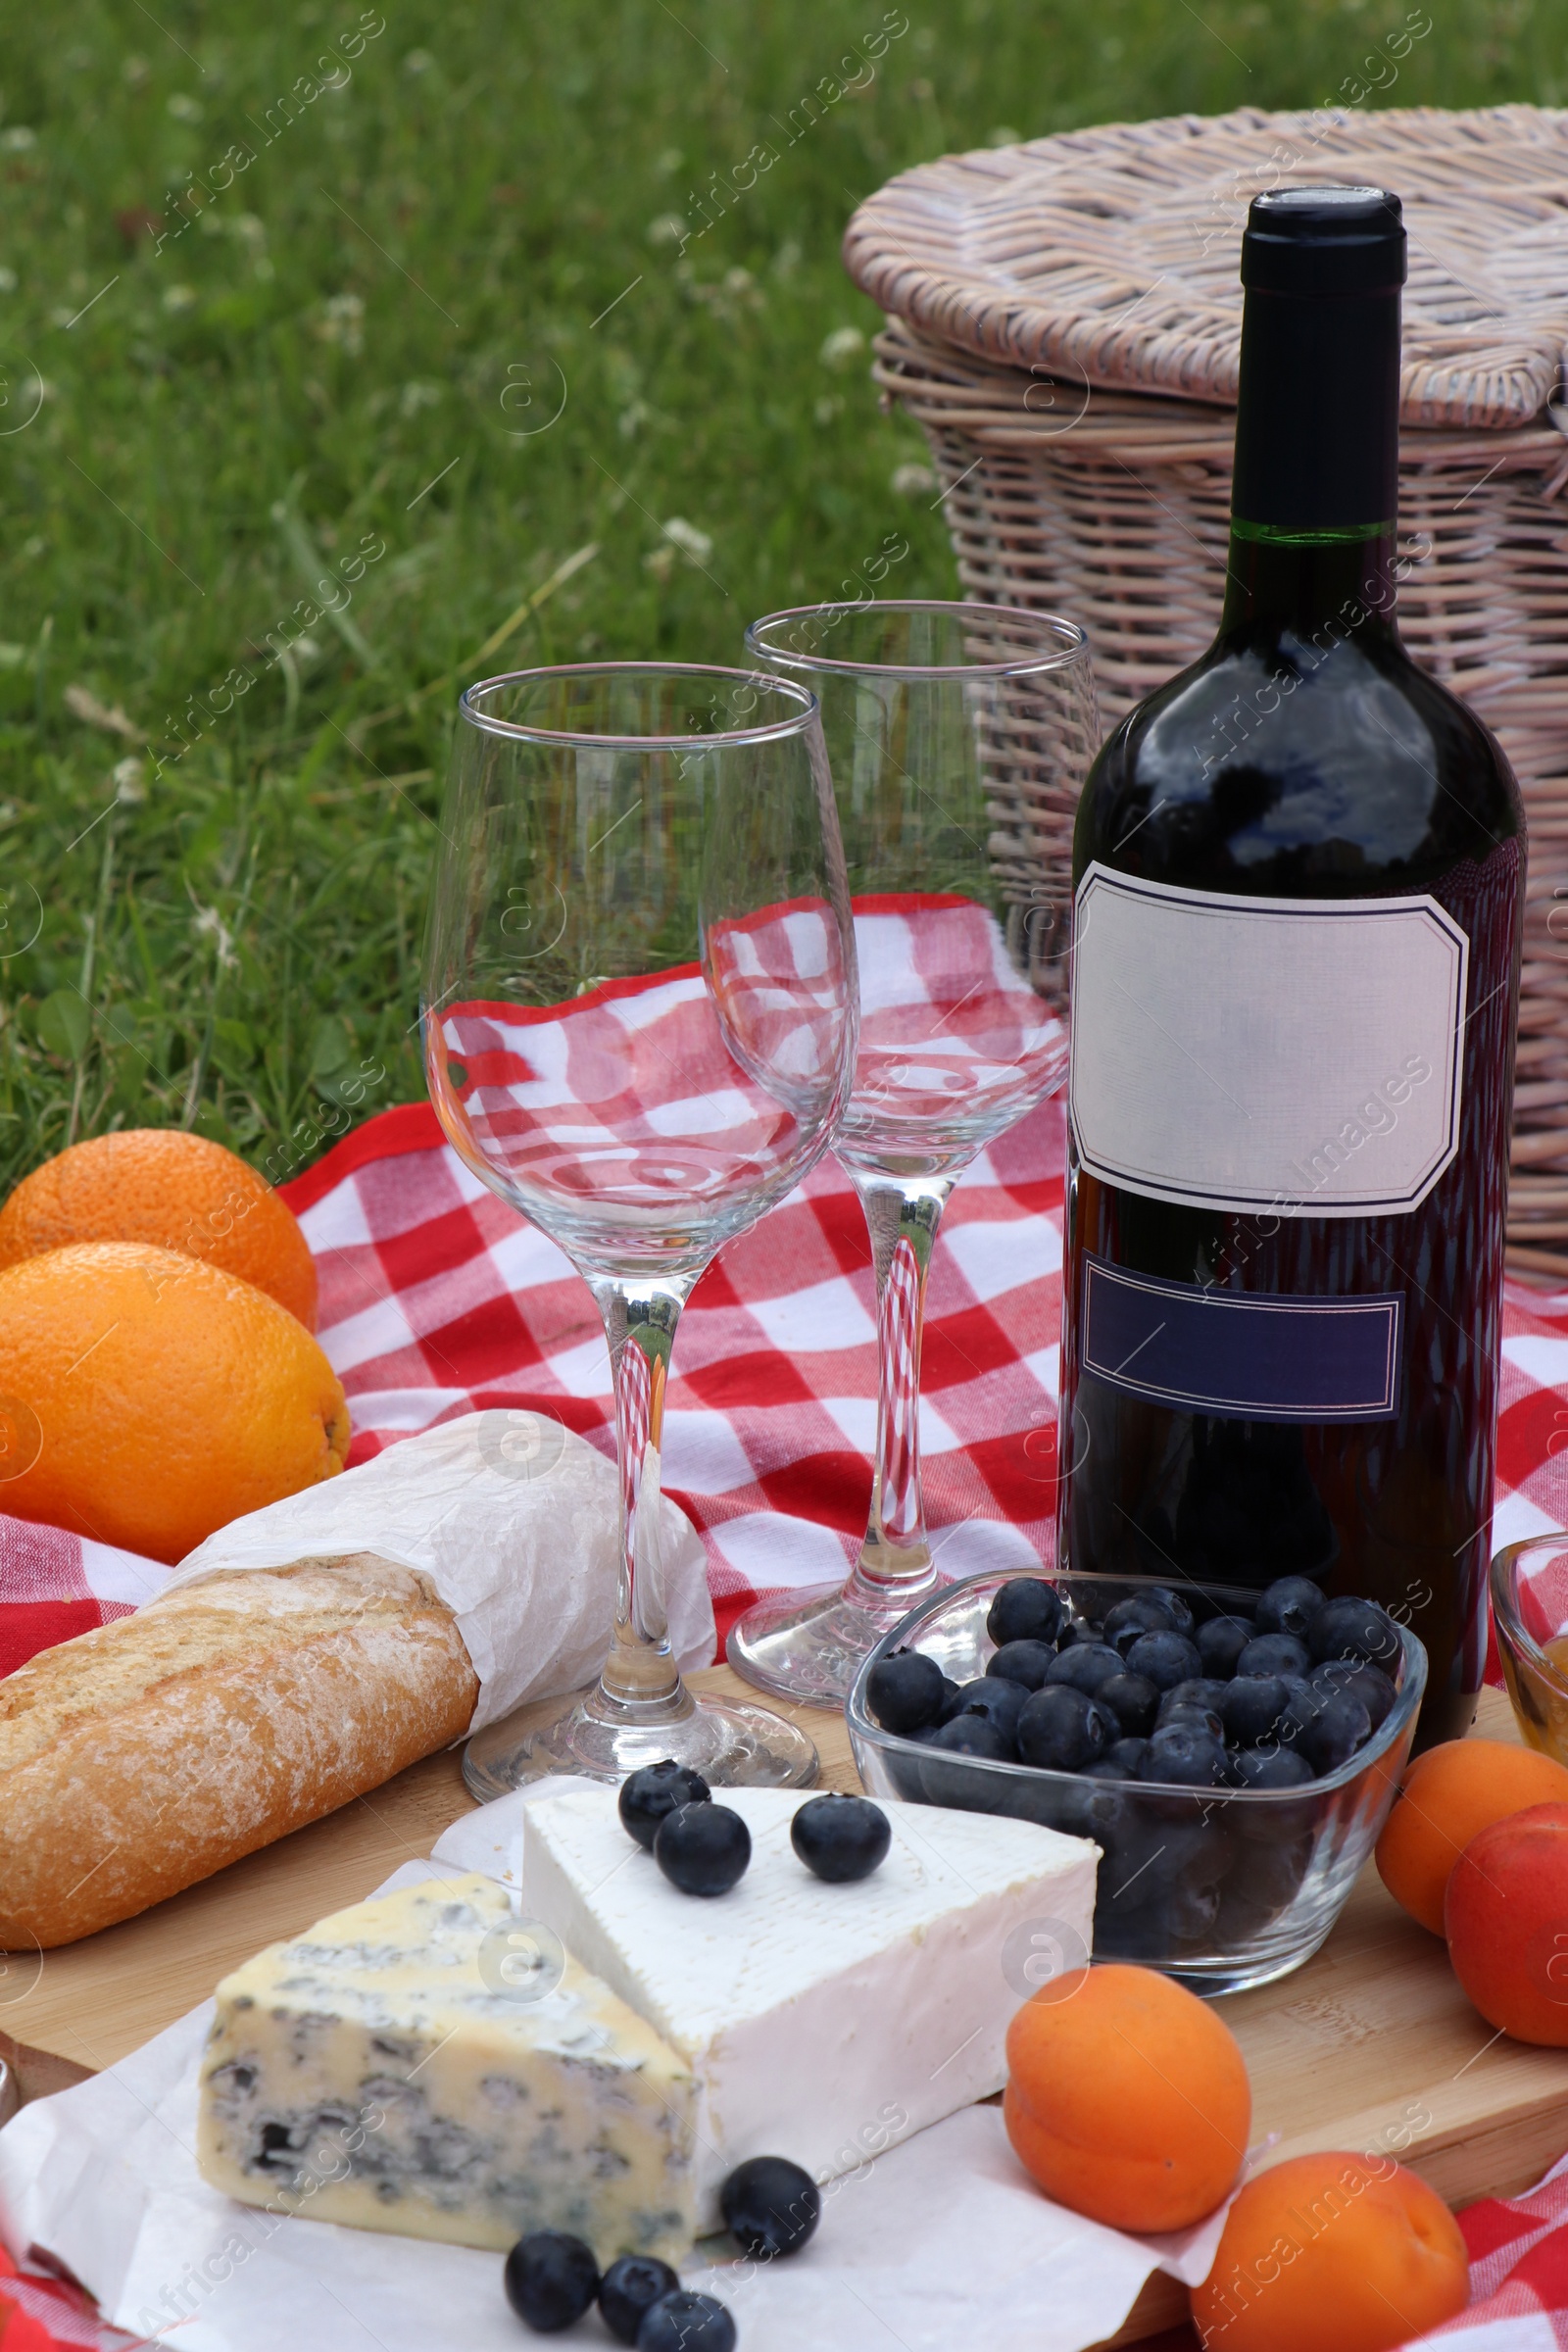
[195,1874,697,2264]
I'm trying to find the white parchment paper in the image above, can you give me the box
[0,1809,1233,2352]
[160,1409,715,1729]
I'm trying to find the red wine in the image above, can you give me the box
[1056,187,1524,1746]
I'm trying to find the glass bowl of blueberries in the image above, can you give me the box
[846,1568,1425,1995]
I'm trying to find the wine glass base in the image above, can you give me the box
[462,1690,819,1802]
[726,1572,950,1707]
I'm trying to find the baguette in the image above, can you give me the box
[0,1555,479,1949]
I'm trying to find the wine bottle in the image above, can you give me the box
[1056,185,1524,1747]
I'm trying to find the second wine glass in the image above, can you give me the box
[726,601,1098,1705]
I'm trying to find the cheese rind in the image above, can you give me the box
[196,1874,697,2263]
[521,1788,1100,2223]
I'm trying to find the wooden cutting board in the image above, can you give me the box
[5,1676,1565,2351]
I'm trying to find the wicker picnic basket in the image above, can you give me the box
[845,106,1568,1273]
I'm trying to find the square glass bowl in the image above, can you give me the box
[847,1570,1425,1994]
[1492,1535,1568,1763]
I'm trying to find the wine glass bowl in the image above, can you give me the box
[423,663,857,1793]
[725,603,1098,1706]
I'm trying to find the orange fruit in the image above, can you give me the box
[0,1242,349,1562]
[1004,1962,1250,2231]
[1193,2150,1469,2351]
[0,1129,318,1328]
[1375,1737,1568,1934]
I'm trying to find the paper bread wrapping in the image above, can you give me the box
[0,1411,714,1945]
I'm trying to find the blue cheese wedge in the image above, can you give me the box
[521,1788,1099,2224]
[196,1873,696,2263]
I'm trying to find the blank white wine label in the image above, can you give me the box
[1069,864,1469,1219]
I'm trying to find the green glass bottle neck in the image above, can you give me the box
[1217,523,1398,644]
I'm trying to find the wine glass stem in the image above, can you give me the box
[848,1174,954,1600]
[587,1271,698,1716]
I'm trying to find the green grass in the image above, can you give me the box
[0,0,1559,1190]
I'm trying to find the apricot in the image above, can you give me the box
[1004,1962,1250,2231]
[1445,1800,1568,2044]
[1375,1737,1568,1934]
[1192,2150,1468,2352]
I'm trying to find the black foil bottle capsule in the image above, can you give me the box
[1056,186,1525,1747]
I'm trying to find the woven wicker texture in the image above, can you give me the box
[849,109,1568,1272]
[844,105,1568,428]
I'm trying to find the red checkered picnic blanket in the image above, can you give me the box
[8,1093,1568,2343]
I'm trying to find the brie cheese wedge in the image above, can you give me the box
[521,1787,1099,2221]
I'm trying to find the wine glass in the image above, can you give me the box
[423,663,857,1793]
[725,602,1098,1705]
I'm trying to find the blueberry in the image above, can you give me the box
[504,2231,601,2332]
[1162,1877,1224,1946]
[927,1712,1013,1762]
[720,2153,820,2257]
[1277,1680,1375,1773]
[988,1639,1057,1690]
[1102,1594,1181,1655]
[1107,1735,1152,1775]
[1309,1596,1400,1670]
[986,1577,1064,1648]
[637,2291,737,2352]
[600,2258,682,2347]
[1057,1615,1108,1648]
[1255,1576,1328,1643]
[790,1793,891,1884]
[951,1677,1027,1744]
[933,1675,965,1726]
[1232,1745,1314,1789]
[1016,1684,1113,1771]
[866,1648,946,1735]
[1217,1833,1314,1939]
[1298,1689,1373,1774]
[654,1802,751,1896]
[1080,1757,1128,1780]
[1237,1632,1311,1680]
[920,1715,1013,1810]
[1196,1614,1253,1679]
[1124,1629,1203,1691]
[1138,1723,1231,1787]
[1309,1657,1396,1731]
[618,1760,711,1853]
[1098,1670,1160,1738]
[1145,1585,1195,1634]
[1045,1642,1124,1698]
[1220,1675,1290,1747]
[1156,1696,1225,1741]
[1159,1677,1230,1720]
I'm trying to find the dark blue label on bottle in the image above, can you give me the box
[1079,1254,1403,1423]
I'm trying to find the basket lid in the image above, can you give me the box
[843,105,1568,429]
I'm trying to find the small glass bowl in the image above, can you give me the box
[847,1569,1426,1995]
[1492,1535,1568,1762]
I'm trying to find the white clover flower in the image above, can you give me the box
[114,756,147,805]
[818,325,866,370]
[167,93,203,122]
[892,462,937,497]
[162,283,198,314]
[660,517,712,565]
[0,127,37,154]
[316,291,365,353]
[647,214,688,248]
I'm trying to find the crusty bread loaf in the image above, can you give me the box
[0,1556,479,1948]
